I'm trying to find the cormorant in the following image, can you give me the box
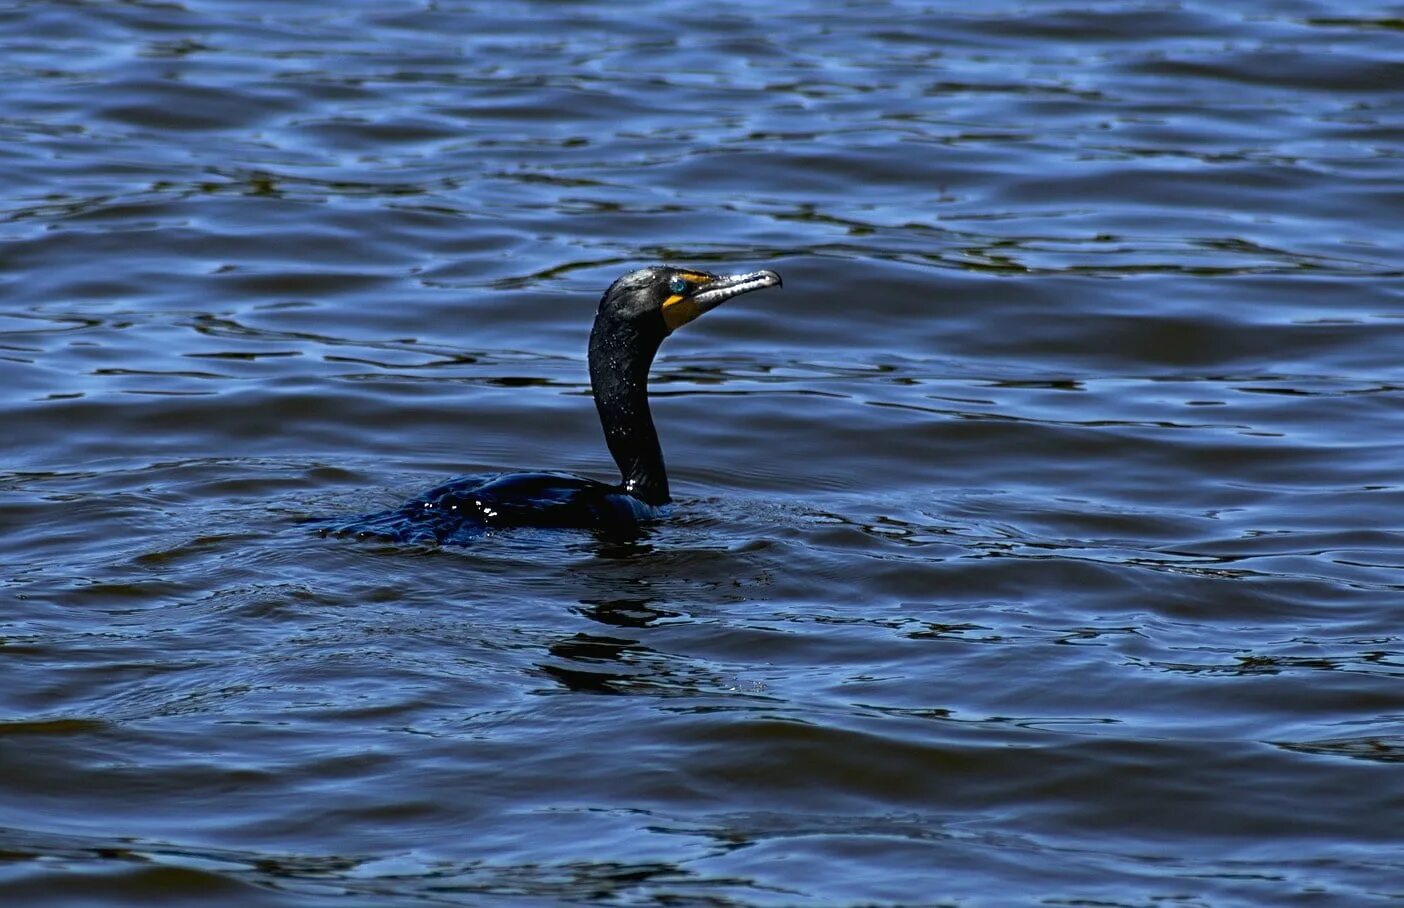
[326,265,782,544]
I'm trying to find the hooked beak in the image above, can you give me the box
[662,269,783,332]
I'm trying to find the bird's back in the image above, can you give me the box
[319,472,660,544]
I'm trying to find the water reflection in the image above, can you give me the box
[577,597,680,629]
[541,598,740,697]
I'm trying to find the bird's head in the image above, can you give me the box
[598,266,783,335]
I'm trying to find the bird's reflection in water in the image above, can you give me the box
[538,524,778,697]
[539,598,682,695]
[578,597,681,630]
[582,536,657,562]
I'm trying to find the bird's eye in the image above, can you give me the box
[668,276,688,296]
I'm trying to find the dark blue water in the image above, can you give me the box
[3,2,1403,904]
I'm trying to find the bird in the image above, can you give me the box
[325,265,782,544]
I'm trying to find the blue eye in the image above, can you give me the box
[668,276,688,295]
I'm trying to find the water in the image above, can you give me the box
[3,1,1403,904]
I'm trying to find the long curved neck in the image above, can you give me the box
[588,309,670,505]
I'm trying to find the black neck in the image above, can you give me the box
[588,309,670,505]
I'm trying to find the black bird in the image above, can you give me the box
[328,266,782,544]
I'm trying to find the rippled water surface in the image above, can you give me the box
[4,1,1404,904]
